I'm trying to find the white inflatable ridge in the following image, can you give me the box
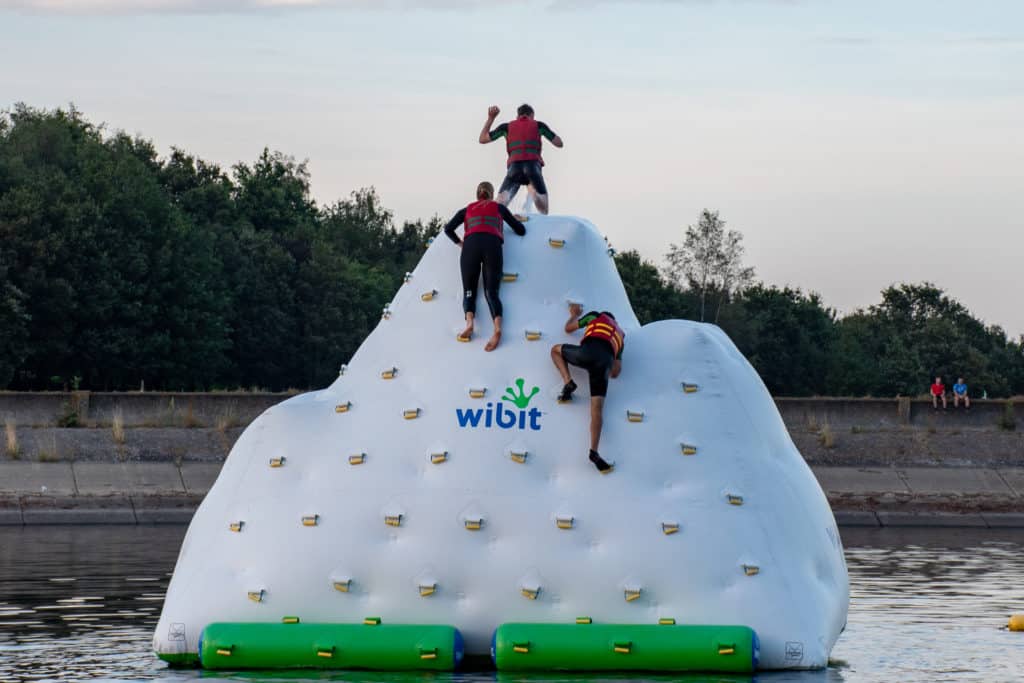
[154,214,848,670]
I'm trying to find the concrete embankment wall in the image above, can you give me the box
[1,392,1021,527]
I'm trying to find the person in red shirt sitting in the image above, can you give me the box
[479,103,563,216]
[443,181,526,351]
[930,376,947,411]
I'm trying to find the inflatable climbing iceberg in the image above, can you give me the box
[154,215,848,670]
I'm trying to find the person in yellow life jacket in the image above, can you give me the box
[550,303,624,473]
[479,103,563,216]
[443,181,527,351]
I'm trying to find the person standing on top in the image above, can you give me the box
[550,303,624,473]
[443,181,527,352]
[479,104,563,216]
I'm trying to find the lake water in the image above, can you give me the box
[1,525,1022,682]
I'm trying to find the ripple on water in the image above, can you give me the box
[1,526,1024,682]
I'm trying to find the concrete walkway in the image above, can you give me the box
[1,462,1022,527]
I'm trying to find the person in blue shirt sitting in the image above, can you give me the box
[952,377,970,410]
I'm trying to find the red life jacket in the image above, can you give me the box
[583,313,625,357]
[506,116,543,166]
[464,199,504,239]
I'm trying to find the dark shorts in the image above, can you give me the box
[499,161,548,196]
[561,338,615,397]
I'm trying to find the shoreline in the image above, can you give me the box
[1,461,1021,528]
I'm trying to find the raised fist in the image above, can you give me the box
[487,105,500,118]
[568,302,583,317]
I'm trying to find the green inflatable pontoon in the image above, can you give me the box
[198,621,463,670]
[492,622,759,672]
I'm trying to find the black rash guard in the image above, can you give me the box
[488,121,559,143]
[443,204,526,245]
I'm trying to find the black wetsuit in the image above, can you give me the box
[443,205,526,319]
[560,311,624,397]
[489,121,558,197]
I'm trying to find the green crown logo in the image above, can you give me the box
[502,378,540,409]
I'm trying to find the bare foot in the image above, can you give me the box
[484,330,501,352]
[457,324,473,342]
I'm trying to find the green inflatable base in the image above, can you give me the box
[492,623,759,672]
[198,622,463,670]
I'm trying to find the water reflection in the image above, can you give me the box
[1,526,1022,682]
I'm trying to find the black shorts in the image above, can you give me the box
[499,161,548,196]
[561,338,615,397]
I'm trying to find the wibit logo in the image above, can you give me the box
[456,378,543,431]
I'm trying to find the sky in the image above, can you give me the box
[2,0,1022,334]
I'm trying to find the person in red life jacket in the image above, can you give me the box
[550,303,624,473]
[930,376,947,411]
[443,181,527,351]
[479,103,563,216]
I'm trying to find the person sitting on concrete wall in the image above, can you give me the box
[930,376,947,411]
[952,377,970,410]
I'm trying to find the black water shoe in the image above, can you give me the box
[589,449,613,474]
[558,380,577,403]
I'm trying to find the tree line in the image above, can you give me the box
[2,105,1022,396]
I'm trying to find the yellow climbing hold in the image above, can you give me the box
[216,647,233,657]
[556,516,574,530]
[229,521,244,533]
[384,514,403,527]
[503,272,519,282]
[419,648,439,660]
[430,451,448,464]
[613,641,632,654]
[333,579,351,593]
[661,522,680,535]
[525,330,542,341]
[335,401,351,413]
[576,616,592,624]
[464,518,483,531]
[743,564,760,576]
[548,238,565,248]
[468,387,486,399]
[364,616,382,625]
[626,410,644,423]
[681,444,698,456]
[682,383,699,393]
[419,583,437,597]
[381,367,397,380]
[728,494,744,506]
[513,642,530,653]
[624,588,642,602]
[301,514,319,527]
[421,289,437,302]
[282,616,300,624]
[348,453,366,465]
[520,587,540,600]
[658,618,676,625]
[316,647,335,659]
[269,456,286,468]
[509,450,528,464]
[1009,614,1024,631]
[718,644,736,656]
[403,408,420,420]
[247,589,265,603]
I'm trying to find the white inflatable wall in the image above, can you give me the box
[154,215,848,670]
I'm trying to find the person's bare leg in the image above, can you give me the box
[485,316,502,352]
[497,185,520,208]
[941,394,948,409]
[550,345,571,383]
[459,312,474,341]
[589,397,604,452]
[965,396,971,409]
[532,188,549,215]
